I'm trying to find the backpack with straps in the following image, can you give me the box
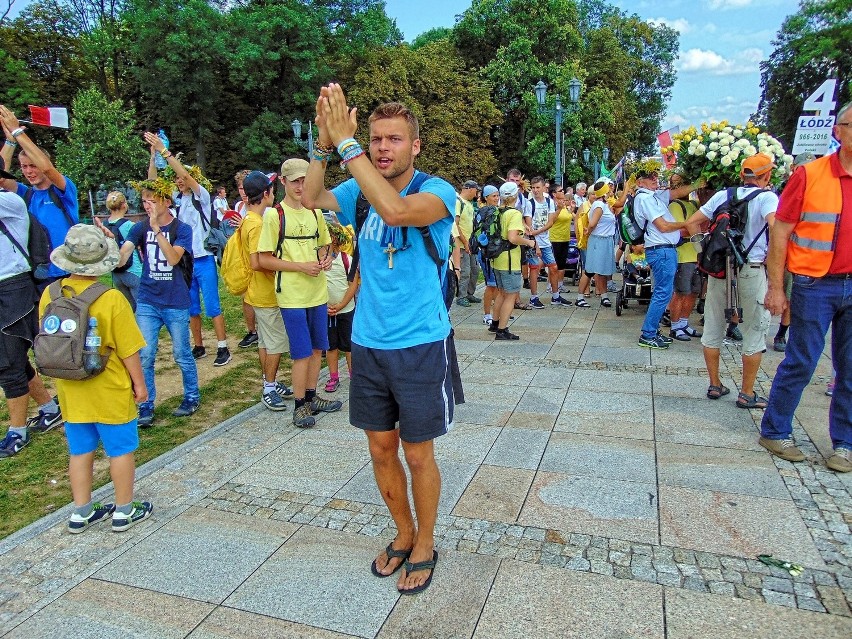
[220,219,251,296]
[175,191,228,262]
[350,172,457,311]
[0,205,51,281]
[273,203,322,294]
[697,188,766,279]
[470,205,512,264]
[33,281,111,380]
[618,193,647,245]
[103,218,138,274]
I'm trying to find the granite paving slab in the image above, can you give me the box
[452,465,536,521]
[473,560,663,638]
[540,432,657,484]
[4,579,214,639]
[654,394,763,451]
[94,507,299,603]
[651,373,733,399]
[553,414,655,441]
[434,423,501,466]
[515,386,569,415]
[580,345,651,366]
[483,427,550,470]
[656,441,789,499]
[224,526,401,638]
[665,587,852,639]
[570,368,652,394]
[659,485,826,568]
[481,341,552,360]
[560,388,654,424]
[187,607,358,638]
[530,366,575,388]
[519,471,659,544]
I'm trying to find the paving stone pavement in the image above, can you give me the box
[1,288,850,638]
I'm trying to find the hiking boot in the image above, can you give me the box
[172,398,199,417]
[0,431,29,458]
[726,325,743,341]
[638,335,670,349]
[455,297,470,307]
[495,329,520,340]
[27,408,64,433]
[773,336,787,352]
[112,501,153,532]
[262,390,288,412]
[238,331,258,348]
[467,295,482,303]
[214,347,232,366]
[68,502,115,534]
[293,404,316,428]
[550,296,573,307]
[529,297,545,309]
[275,381,294,398]
[192,345,206,359]
[826,447,852,473]
[759,437,805,462]
[670,328,691,342]
[311,395,343,414]
[137,406,154,428]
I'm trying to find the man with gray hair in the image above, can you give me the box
[574,182,587,209]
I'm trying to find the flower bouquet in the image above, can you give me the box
[661,122,793,190]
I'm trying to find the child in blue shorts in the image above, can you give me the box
[39,224,153,533]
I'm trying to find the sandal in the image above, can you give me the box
[398,550,438,595]
[707,384,730,400]
[601,298,612,307]
[514,301,532,310]
[575,298,590,308]
[371,542,412,578]
[737,392,768,409]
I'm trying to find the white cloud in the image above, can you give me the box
[677,47,763,75]
[647,17,692,33]
[706,0,754,9]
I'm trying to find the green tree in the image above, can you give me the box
[0,49,41,113]
[756,0,851,147]
[410,27,451,49]
[55,86,148,192]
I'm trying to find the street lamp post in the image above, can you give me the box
[291,118,314,155]
[534,78,581,188]
[583,146,610,181]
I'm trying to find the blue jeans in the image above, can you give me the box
[641,247,678,339]
[136,303,199,410]
[761,275,852,449]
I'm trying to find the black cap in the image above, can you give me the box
[242,171,277,199]
[462,180,479,189]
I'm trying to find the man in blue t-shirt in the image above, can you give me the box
[303,86,459,596]
[0,105,79,292]
[113,179,199,429]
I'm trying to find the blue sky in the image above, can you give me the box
[384,0,801,132]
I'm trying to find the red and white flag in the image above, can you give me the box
[27,106,69,129]
[657,126,679,168]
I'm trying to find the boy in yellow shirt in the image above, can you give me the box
[40,224,152,533]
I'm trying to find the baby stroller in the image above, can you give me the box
[564,235,581,286]
[615,260,653,316]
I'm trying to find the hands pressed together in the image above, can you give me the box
[314,83,358,148]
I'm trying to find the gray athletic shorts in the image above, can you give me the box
[674,262,701,295]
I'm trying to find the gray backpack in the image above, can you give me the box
[34,281,111,380]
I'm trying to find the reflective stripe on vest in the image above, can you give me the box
[787,155,842,277]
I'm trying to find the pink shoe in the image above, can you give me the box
[325,377,340,393]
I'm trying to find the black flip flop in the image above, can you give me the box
[371,542,412,578]
[398,550,438,595]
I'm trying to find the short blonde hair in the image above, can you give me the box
[369,102,419,140]
[105,191,127,211]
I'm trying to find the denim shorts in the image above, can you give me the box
[281,305,330,360]
[495,269,522,293]
[65,419,139,457]
[528,245,557,268]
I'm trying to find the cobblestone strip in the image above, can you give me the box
[203,482,851,616]
[462,354,709,378]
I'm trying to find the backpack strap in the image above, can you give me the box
[0,217,30,264]
[25,185,75,227]
[73,281,112,305]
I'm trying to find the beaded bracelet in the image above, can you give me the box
[3,140,17,148]
[313,142,335,157]
[312,147,331,163]
[337,137,359,156]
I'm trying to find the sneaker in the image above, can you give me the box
[27,409,63,433]
[773,336,787,352]
[467,295,482,303]
[670,328,691,342]
[682,325,702,338]
[455,297,471,307]
[214,347,232,366]
[529,297,545,309]
[488,320,499,333]
[660,311,671,327]
[324,377,340,393]
[482,316,493,325]
[238,331,259,348]
[558,285,570,294]
[0,431,29,458]
[275,381,294,398]
[262,390,288,411]
[311,395,343,414]
[68,502,115,534]
[192,345,206,359]
[550,296,573,307]
[137,406,154,428]
[826,447,852,473]
[172,398,199,417]
[293,404,316,428]
[112,501,153,532]
[726,325,743,341]
[759,437,805,462]
[656,332,674,344]
[495,329,520,340]
[638,335,670,349]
